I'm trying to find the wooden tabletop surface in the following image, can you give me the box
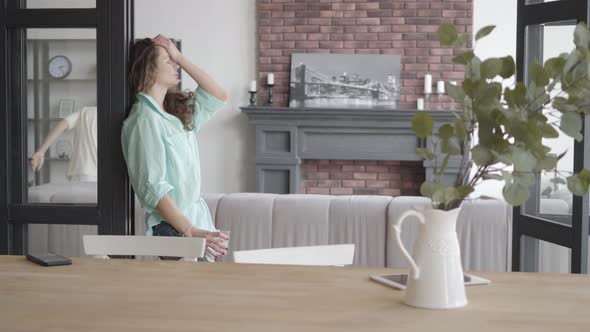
[1,255,589,332]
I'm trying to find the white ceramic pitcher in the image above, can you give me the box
[392,207,467,309]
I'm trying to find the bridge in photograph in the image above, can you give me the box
[291,63,396,101]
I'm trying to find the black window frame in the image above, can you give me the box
[513,0,589,273]
[0,0,134,254]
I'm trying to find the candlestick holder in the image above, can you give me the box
[424,93,431,110]
[249,90,257,106]
[267,83,275,105]
[436,92,444,110]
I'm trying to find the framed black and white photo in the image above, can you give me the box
[289,54,401,109]
[58,99,75,118]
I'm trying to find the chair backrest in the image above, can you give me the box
[233,244,355,266]
[82,235,206,259]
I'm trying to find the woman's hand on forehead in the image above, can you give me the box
[153,34,182,63]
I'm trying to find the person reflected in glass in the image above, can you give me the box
[30,106,97,183]
[122,34,229,261]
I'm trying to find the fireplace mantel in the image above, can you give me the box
[241,106,461,194]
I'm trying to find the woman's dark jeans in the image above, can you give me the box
[152,221,207,261]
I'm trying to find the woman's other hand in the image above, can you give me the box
[153,34,182,63]
[204,230,229,259]
[30,151,45,172]
[189,228,229,259]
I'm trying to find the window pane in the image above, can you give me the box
[25,0,95,8]
[525,0,563,4]
[27,224,97,257]
[26,28,97,204]
[520,21,576,225]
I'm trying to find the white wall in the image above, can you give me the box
[135,0,257,194]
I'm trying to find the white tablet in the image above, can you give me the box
[370,273,491,290]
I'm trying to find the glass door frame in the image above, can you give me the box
[0,0,135,254]
[513,0,589,273]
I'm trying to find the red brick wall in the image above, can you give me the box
[256,0,472,196]
[302,160,424,196]
[257,0,473,109]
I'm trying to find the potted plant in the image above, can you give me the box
[392,22,590,310]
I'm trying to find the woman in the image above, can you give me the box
[122,34,228,260]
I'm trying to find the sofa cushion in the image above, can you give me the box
[329,195,392,267]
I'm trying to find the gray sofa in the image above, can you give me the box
[135,193,513,272]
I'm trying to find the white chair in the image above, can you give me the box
[82,235,206,261]
[232,244,355,266]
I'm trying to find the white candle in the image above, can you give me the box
[267,73,274,85]
[424,74,432,94]
[437,80,445,94]
[450,81,458,86]
[249,80,257,92]
[417,98,424,110]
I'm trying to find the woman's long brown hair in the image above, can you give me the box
[129,38,195,130]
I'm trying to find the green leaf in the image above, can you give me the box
[452,34,469,48]
[539,123,559,138]
[420,181,443,198]
[553,97,578,113]
[471,145,493,165]
[499,56,515,79]
[452,51,475,65]
[511,147,536,173]
[438,124,454,139]
[412,113,434,139]
[529,63,550,86]
[502,182,530,206]
[446,83,465,102]
[537,155,558,171]
[574,22,590,48]
[439,154,451,177]
[550,177,567,185]
[566,169,590,196]
[456,185,475,199]
[470,56,482,80]
[544,56,566,78]
[559,111,584,141]
[504,83,528,108]
[438,23,458,46]
[475,25,496,41]
[563,50,580,74]
[541,186,552,196]
[481,58,503,79]
[416,148,435,160]
[454,117,467,140]
[441,137,462,155]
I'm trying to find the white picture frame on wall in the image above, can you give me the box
[58,99,75,118]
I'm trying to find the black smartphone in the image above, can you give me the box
[26,252,72,267]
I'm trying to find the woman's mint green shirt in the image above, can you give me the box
[121,88,225,235]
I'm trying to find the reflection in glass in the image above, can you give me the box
[27,224,97,257]
[25,0,95,8]
[26,29,97,204]
[537,23,575,218]
[525,236,572,273]
[525,0,562,4]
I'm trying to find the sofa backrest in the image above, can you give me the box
[135,193,512,271]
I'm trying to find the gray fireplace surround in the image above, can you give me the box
[241,106,462,194]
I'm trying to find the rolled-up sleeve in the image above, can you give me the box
[192,87,226,132]
[121,116,173,213]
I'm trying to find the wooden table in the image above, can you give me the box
[1,256,589,331]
